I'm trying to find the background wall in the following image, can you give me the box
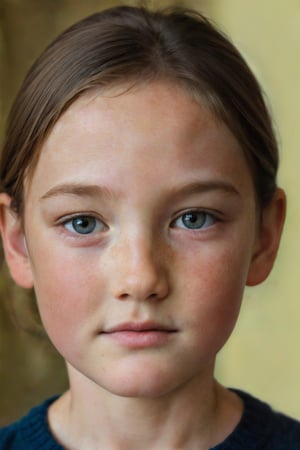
[0,0,299,425]
[211,0,300,420]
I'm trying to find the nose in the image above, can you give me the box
[111,234,169,302]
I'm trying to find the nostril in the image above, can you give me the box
[119,293,130,300]
[118,292,157,300]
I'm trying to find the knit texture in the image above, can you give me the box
[1,390,300,449]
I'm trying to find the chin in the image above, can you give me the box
[92,365,185,399]
[103,379,177,399]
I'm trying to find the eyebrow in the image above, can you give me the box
[40,180,240,202]
[40,184,114,201]
[170,180,240,200]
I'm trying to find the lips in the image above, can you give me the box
[103,321,176,333]
[101,321,177,348]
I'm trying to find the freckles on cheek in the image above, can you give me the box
[32,261,91,349]
[35,282,78,343]
[37,290,93,363]
[185,253,245,328]
[32,248,110,353]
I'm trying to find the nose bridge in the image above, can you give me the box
[112,228,169,302]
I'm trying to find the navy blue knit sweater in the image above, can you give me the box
[1,390,300,449]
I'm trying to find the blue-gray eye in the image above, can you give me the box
[174,211,215,230]
[64,216,105,235]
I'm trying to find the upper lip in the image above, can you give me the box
[103,321,177,333]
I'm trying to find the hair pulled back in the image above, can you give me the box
[0,6,278,213]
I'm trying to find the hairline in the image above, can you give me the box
[23,76,223,188]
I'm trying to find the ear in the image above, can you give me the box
[0,193,33,288]
[246,188,286,286]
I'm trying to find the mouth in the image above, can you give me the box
[101,321,178,349]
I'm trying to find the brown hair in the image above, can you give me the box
[0,5,278,213]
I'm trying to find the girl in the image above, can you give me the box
[0,5,298,449]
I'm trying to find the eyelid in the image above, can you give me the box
[172,207,222,219]
[170,208,220,230]
[56,212,108,234]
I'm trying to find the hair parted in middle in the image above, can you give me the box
[1,5,278,214]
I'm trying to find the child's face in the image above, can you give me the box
[13,82,266,396]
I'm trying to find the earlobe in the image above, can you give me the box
[246,188,286,286]
[0,193,33,288]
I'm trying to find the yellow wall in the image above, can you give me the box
[209,0,300,419]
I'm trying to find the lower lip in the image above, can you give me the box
[102,330,175,349]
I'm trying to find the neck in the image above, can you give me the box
[48,366,242,450]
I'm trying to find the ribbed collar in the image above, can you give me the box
[212,389,273,449]
[15,389,274,449]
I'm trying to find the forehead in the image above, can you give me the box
[24,81,254,201]
[49,81,216,145]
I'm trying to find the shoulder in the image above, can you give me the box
[0,422,17,449]
[223,389,300,449]
[269,407,300,448]
[0,396,62,450]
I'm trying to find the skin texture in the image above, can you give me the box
[0,82,285,449]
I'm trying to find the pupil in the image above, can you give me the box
[73,217,95,234]
[188,214,197,223]
[183,212,204,228]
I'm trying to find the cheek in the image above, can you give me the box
[29,248,104,351]
[180,243,252,351]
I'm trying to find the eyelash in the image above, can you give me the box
[58,209,218,237]
[171,209,218,231]
[60,214,107,236]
